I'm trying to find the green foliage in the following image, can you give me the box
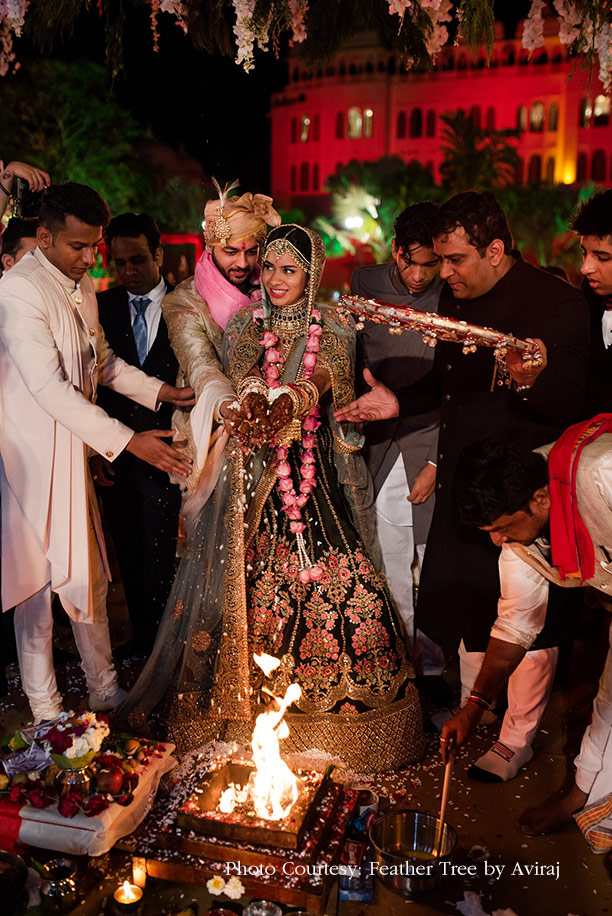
[0,59,151,214]
[439,110,520,191]
[498,183,593,270]
[457,0,495,61]
[142,178,207,234]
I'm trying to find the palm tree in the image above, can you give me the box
[439,110,520,191]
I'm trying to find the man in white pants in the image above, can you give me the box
[443,428,612,849]
[0,182,194,723]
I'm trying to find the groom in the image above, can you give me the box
[161,183,281,527]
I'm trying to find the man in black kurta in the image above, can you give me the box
[337,191,590,781]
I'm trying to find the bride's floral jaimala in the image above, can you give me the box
[256,307,324,583]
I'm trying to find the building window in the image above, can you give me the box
[485,107,495,130]
[545,157,555,183]
[548,102,559,131]
[409,108,423,138]
[457,54,468,70]
[594,95,610,126]
[516,105,527,132]
[489,53,499,68]
[534,50,548,65]
[592,150,607,182]
[291,118,297,144]
[528,154,542,184]
[397,111,406,139]
[299,163,309,192]
[470,105,481,129]
[363,108,373,138]
[300,115,311,143]
[313,114,320,142]
[426,110,436,137]
[312,164,320,191]
[335,111,344,139]
[291,165,297,192]
[348,107,363,139]
[339,61,346,76]
[504,48,515,66]
[552,49,563,64]
[514,157,524,186]
[519,50,529,66]
[292,67,299,82]
[576,152,588,181]
[579,98,592,128]
[530,102,544,132]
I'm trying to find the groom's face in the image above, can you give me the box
[211,236,259,290]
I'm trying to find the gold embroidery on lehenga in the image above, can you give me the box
[208,444,251,719]
[317,329,353,409]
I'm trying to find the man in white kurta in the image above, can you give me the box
[0,182,193,722]
[442,430,612,851]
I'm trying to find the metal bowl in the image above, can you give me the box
[369,809,458,897]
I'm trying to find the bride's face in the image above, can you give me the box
[262,250,308,307]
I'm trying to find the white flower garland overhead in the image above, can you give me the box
[0,0,611,85]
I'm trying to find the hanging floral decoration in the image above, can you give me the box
[523,0,612,89]
[1,0,612,83]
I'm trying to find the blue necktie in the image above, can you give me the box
[132,297,151,365]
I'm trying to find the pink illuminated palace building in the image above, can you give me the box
[270,18,612,211]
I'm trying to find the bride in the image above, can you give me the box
[123,224,424,773]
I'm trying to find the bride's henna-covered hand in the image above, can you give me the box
[229,391,294,449]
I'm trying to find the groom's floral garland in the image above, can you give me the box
[254,307,324,584]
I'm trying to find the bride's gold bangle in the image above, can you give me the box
[237,376,268,400]
[289,379,319,415]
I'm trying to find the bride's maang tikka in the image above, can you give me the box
[265,237,310,273]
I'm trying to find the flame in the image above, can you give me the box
[249,681,302,820]
[218,656,302,821]
[119,881,139,903]
[254,652,281,677]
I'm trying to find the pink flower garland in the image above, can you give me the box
[259,308,324,583]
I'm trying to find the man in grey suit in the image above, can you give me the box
[351,202,445,678]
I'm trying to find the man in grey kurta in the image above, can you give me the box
[351,202,444,675]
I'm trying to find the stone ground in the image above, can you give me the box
[1,580,611,916]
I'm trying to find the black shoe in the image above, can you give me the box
[467,764,503,783]
[113,639,149,660]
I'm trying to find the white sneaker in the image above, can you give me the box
[88,686,128,712]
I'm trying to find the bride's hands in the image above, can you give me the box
[224,390,294,451]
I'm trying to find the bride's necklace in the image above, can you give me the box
[270,297,309,339]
